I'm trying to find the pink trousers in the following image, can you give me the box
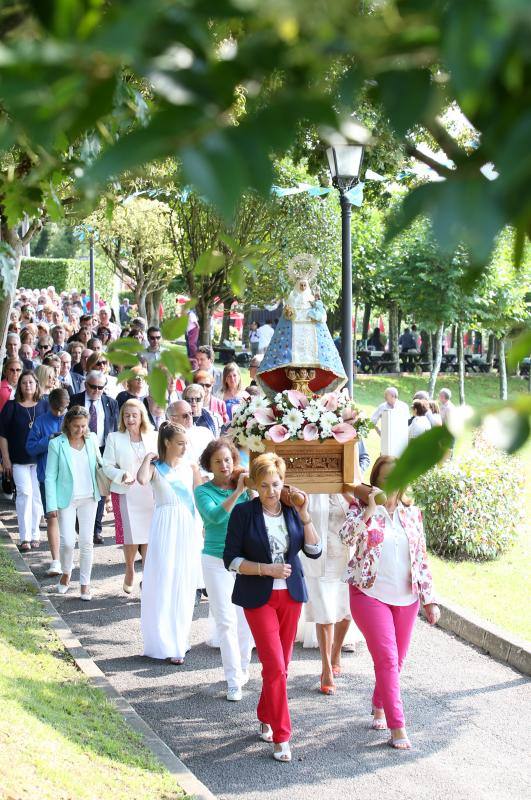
[349,585,419,729]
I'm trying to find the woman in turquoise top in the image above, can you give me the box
[195,438,254,702]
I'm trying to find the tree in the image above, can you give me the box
[87,198,177,324]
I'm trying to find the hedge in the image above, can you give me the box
[413,437,524,561]
[18,257,114,302]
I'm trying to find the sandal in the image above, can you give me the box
[272,742,291,762]
[371,710,387,731]
[30,540,40,550]
[259,723,273,743]
[332,664,341,678]
[319,675,336,695]
[388,736,411,750]
[169,657,184,665]
[19,542,31,552]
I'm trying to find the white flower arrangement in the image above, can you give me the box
[230,389,374,451]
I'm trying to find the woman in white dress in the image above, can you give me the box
[302,493,362,695]
[137,422,202,664]
[102,399,158,593]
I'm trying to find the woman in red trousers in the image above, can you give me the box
[224,453,321,763]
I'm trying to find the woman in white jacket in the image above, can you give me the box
[103,399,158,593]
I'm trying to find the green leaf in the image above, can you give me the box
[147,367,168,407]
[194,249,225,276]
[106,350,140,367]
[107,338,143,354]
[115,368,138,386]
[384,426,455,492]
[376,69,434,137]
[507,328,531,369]
[160,348,191,378]
[229,262,245,295]
[161,316,188,340]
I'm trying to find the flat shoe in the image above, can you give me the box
[169,657,184,665]
[332,664,341,678]
[79,592,92,602]
[19,542,31,552]
[272,742,291,762]
[123,580,133,594]
[56,583,69,595]
[226,687,242,702]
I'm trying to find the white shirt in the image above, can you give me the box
[263,512,289,589]
[440,401,455,425]
[257,324,274,351]
[361,507,416,606]
[408,416,431,439]
[371,399,409,425]
[185,425,214,466]
[84,395,105,447]
[70,444,94,499]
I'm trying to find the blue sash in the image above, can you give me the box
[155,461,195,517]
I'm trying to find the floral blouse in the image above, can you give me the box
[338,498,436,606]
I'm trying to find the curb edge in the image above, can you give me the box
[0,526,218,800]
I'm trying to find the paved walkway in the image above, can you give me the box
[3,504,529,800]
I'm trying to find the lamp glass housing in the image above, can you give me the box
[326,144,364,181]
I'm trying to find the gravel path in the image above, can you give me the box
[3,504,529,800]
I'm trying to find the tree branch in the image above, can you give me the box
[405,143,455,178]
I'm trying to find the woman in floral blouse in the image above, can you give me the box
[339,456,440,750]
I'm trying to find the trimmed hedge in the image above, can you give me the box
[18,257,114,301]
[414,439,523,561]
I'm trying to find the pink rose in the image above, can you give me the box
[253,408,276,425]
[322,392,339,411]
[286,390,309,409]
[302,423,319,441]
[268,424,291,443]
[331,422,358,443]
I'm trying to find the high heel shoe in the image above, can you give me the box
[272,742,291,762]
[319,675,336,695]
[123,579,133,594]
[259,723,273,743]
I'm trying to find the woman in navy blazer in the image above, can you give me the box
[223,453,321,763]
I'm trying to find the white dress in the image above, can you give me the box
[141,462,199,660]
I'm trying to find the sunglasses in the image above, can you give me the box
[198,383,212,388]
[8,368,22,373]
[96,360,108,367]
[149,335,161,340]
[86,382,106,391]
[187,397,202,402]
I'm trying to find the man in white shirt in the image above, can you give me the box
[195,346,222,396]
[98,307,121,340]
[371,387,409,436]
[438,388,455,425]
[257,319,275,354]
[166,400,213,465]
[144,326,163,366]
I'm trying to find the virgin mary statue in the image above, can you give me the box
[256,254,347,397]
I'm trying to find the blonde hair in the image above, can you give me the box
[249,452,286,486]
[118,398,154,434]
[34,364,56,392]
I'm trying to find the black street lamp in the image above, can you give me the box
[326,143,365,397]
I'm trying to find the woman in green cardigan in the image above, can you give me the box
[194,438,254,702]
[45,405,101,601]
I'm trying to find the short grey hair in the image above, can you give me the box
[6,333,21,343]
[85,369,106,385]
[183,383,205,401]
[385,386,399,398]
[413,390,429,400]
[440,388,452,400]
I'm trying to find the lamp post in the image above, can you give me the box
[326,143,365,397]
[89,232,95,315]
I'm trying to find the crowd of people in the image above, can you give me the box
[0,285,441,763]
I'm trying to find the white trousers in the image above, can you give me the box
[202,554,254,690]
[12,463,42,543]
[58,497,98,586]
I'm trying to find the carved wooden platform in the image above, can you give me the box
[251,439,356,493]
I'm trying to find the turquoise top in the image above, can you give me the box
[194,480,248,559]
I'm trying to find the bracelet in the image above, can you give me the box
[257,562,261,577]
[300,517,311,525]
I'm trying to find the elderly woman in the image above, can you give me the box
[102,399,157,593]
[182,383,219,437]
[408,399,431,440]
[195,438,253,701]
[338,456,440,750]
[223,453,321,763]
[0,371,48,551]
[45,406,101,600]
[116,366,148,409]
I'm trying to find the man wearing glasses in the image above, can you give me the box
[0,359,23,412]
[58,352,84,395]
[144,326,162,366]
[166,400,213,465]
[70,370,119,544]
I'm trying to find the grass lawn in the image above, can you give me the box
[234,365,530,639]
[0,545,186,800]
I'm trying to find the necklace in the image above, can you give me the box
[263,502,282,517]
[25,404,36,429]
[130,437,145,463]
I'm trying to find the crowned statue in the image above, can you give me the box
[257,254,347,397]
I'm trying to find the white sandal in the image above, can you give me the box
[259,723,273,743]
[272,742,291,762]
